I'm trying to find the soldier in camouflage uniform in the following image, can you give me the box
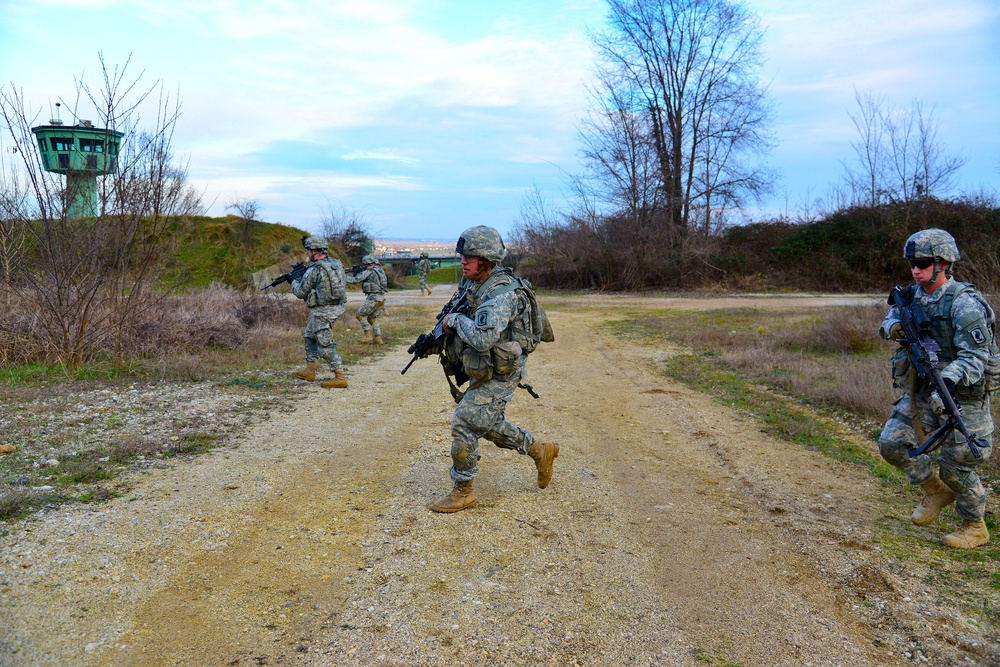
[878,228,996,549]
[290,236,349,389]
[417,252,432,296]
[430,225,559,513]
[346,254,388,344]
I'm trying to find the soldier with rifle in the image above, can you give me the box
[403,226,557,513]
[878,229,999,549]
[289,235,349,389]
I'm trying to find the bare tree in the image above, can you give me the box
[319,202,375,264]
[590,0,775,238]
[226,197,260,244]
[0,54,202,368]
[844,90,966,207]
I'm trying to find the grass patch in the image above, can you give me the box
[660,351,903,482]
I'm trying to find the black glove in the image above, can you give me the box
[942,377,958,398]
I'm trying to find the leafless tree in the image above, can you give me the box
[590,0,775,238]
[0,53,202,368]
[319,202,375,264]
[226,197,260,244]
[844,90,966,208]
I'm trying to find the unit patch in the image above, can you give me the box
[476,310,491,328]
[970,326,987,345]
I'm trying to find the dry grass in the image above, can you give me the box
[620,302,1000,481]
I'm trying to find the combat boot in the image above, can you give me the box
[427,287,432,296]
[360,330,374,343]
[911,473,956,526]
[431,480,475,512]
[942,519,990,549]
[527,442,560,489]
[291,361,317,382]
[373,335,384,345]
[320,368,348,389]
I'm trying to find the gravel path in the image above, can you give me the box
[1,296,997,666]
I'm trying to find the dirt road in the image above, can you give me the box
[2,293,995,666]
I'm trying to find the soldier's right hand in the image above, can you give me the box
[889,322,906,341]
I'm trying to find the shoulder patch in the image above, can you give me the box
[476,310,490,328]
[970,326,987,345]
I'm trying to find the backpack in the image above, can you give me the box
[481,271,554,354]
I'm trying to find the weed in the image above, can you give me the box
[55,454,114,485]
[0,488,33,521]
[167,432,218,456]
[108,435,161,462]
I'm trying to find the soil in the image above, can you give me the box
[1,291,996,667]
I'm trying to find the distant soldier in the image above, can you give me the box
[417,252,432,296]
[429,225,558,512]
[878,228,997,549]
[290,236,348,388]
[346,254,388,344]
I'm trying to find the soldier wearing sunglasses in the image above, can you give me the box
[877,229,999,549]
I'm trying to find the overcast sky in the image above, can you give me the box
[2,0,998,240]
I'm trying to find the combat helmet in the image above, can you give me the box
[456,225,505,264]
[361,254,377,265]
[420,252,429,258]
[303,235,328,251]
[904,228,960,264]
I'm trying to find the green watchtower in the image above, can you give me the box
[31,105,123,218]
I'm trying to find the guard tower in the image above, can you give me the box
[31,104,123,218]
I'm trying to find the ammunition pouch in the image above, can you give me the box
[491,340,522,375]
[462,346,493,382]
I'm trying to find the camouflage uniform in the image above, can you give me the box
[878,278,994,521]
[417,255,431,294]
[292,256,347,371]
[444,270,535,482]
[346,255,387,337]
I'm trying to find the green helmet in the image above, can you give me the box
[303,235,328,251]
[420,252,429,258]
[456,225,505,263]
[361,254,377,265]
[904,228,960,264]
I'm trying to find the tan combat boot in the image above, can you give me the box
[291,361,317,382]
[320,368,348,389]
[942,519,990,549]
[360,330,374,343]
[431,480,475,512]
[911,473,956,526]
[427,287,432,296]
[373,335,384,345]
[527,442,560,489]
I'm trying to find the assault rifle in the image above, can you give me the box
[889,285,988,459]
[401,284,473,400]
[348,264,364,277]
[262,262,307,290]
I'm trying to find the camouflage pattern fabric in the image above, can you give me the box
[456,225,506,263]
[292,257,347,370]
[417,258,431,291]
[878,277,994,521]
[346,266,387,334]
[444,270,534,483]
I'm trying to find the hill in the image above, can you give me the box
[158,216,313,289]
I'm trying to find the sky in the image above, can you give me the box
[1,0,999,240]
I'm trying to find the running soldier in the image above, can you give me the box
[878,228,997,549]
[429,225,558,512]
[346,254,388,344]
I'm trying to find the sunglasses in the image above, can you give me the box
[909,258,935,269]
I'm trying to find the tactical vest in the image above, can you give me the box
[306,258,347,307]
[447,268,553,381]
[916,281,1000,395]
[361,267,388,295]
